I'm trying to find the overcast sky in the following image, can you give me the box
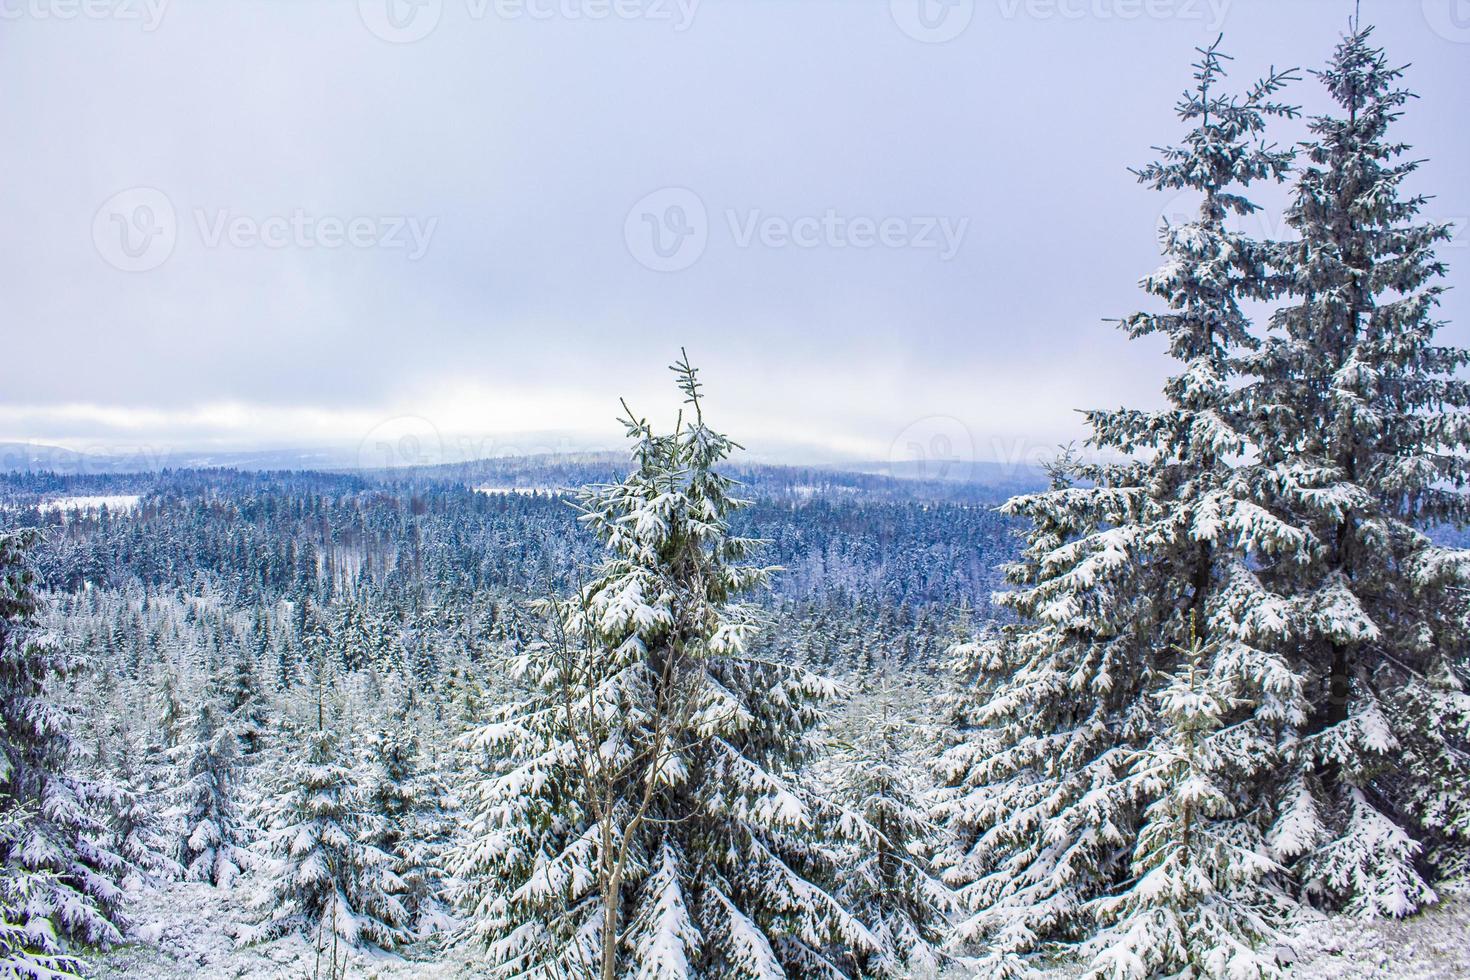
[3,0,1467,470]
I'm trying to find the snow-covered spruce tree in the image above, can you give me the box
[221,644,267,758]
[359,706,451,936]
[256,690,407,952]
[0,803,84,980]
[830,688,953,978]
[1085,623,1284,979]
[452,352,877,978]
[170,696,247,887]
[1244,21,1470,914]
[112,747,180,890]
[933,42,1306,967]
[0,529,129,951]
[157,669,186,751]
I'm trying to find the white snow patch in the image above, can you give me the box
[41,494,141,514]
[97,881,487,979]
[96,878,1470,979]
[934,886,1470,979]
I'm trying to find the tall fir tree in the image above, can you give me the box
[112,738,180,890]
[452,353,878,978]
[1246,18,1470,914]
[170,696,247,888]
[0,805,84,980]
[0,529,130,951]
[157,670,186,751]
[933,41,1306,966]
[358,704,451,937]
[1084,625,1285,979]
[830,687,953,978]
[221,645,267,758]
[256,689,407,952]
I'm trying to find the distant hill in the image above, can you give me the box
[373,452,1041,503]
[0,442,130,475]
[0,442,374,475]
[835,458,1047,490]
[0,442,1047,500]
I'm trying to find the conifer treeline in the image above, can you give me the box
[0,17,1464,980]
[937,22,1468,978]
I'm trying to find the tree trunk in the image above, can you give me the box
[601,878,620,980]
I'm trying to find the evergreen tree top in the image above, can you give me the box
[571,350,770,635]
[1315,21,1411,119]
[1133,35,1299,208]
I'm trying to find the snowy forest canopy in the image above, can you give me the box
[2,16,1469,980]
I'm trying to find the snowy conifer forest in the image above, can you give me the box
[4,6,1470,980]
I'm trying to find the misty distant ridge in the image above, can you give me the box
[0,442,353,476]
[0,440,1047,491]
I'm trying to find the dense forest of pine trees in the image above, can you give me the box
[0,17,1466,980]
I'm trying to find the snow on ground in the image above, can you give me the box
[1283,883,1470,979]
[40,494,141,514]
[95,881,489,980]
[97,880,1469,978]
[791,485,860,498]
